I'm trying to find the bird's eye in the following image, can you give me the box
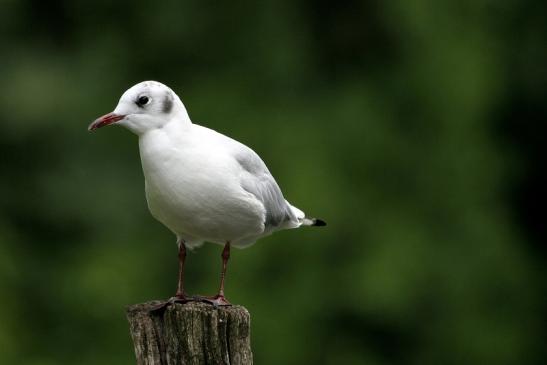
[136,95,150,107]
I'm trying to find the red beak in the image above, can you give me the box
[88,113,125,131]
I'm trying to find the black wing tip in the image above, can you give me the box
[313,219,327,227]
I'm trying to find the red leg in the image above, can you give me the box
[175,240,187,299]
[198,242,232,306]
[149,239,192,313]
[218,242,230,297]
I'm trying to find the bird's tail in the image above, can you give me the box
[287,201,327,228]
[302,217,327,227]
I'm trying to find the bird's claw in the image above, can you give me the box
[195,294,232,307]
[149,294,196,313]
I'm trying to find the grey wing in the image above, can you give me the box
[236,149,296,229]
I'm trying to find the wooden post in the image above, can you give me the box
[127,301,253,365]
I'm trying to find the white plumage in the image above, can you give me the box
[89,81,324,304]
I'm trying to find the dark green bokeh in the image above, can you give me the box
[1,1,545,364]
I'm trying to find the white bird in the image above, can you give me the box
[88,81,325,306]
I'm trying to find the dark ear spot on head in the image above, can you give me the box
[162,91,174,113]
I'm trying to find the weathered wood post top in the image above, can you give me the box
[127,301,253,365]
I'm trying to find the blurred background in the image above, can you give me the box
[0,1,545,364]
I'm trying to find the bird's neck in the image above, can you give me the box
[174,102,192,125]
[139,110,192,145]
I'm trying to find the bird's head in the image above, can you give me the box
[88,81,189,135]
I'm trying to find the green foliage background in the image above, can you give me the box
[0,1,545,364]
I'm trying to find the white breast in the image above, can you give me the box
[138,123,266,246]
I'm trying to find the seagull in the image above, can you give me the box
[88,81,326,306]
